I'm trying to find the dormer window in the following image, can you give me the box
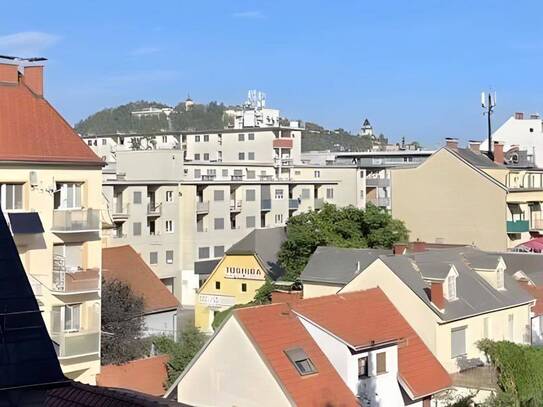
[284,348,317,376]
[444,266,459,301]
[497,267,505,290]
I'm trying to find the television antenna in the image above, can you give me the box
[481,91,496,157]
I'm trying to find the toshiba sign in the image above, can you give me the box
[224,266,263,280]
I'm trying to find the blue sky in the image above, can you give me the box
[2,1,542,148]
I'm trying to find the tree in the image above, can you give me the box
[278,203,409,281]
[101,279,147,365]
[153,326,207,388]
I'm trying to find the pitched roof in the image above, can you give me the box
[448,147,504,169]
[102,245,179,313]
[300,246,392,284]
[226,227,287,280]
[291,289,452,399]
[235,303,359,407]
[97,355,170,396]
[0,78,103,166]
[500,251,543,285]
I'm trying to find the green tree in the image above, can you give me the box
[278,204,409,281]
[101,279,147,365]
[153,326,207,388]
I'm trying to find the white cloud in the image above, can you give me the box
[130,46,160,56]
[232,10,264,19]
[0,31,60,56]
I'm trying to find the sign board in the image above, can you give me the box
[224,266,263,280]
[199,294,236,308]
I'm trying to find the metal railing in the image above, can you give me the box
[201,175,216,181]
[51,208,100,233]
[377,197,391,207]
[231,175,244,181]
[366,178,390,187]
[230,200,242,211]
[259,175,274,181]
[289,199,300,210]
[147,203,162,216]
[52,258,100,293]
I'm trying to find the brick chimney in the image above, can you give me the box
[430,281,445,309]
[493,141,504,164]
[468,140,481,153]
[515,112,524,120]
[411,241,427,253]
[0,59,19,84]
[23,65,44,96]
[393,243,407,256]
[445,137,458,150]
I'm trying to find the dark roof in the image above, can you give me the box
[226,227,287,280]
[449,147,505,169]
[300,246,392,284]
[8,212,44,234]
[194,259,220,275]
[499,252,543,285]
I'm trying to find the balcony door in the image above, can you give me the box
[53,243,83,273]
[52,304,81,333]
[54,183,82,210]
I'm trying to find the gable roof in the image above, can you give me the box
[0,76,103,166]
[102,245,179,313]
[500,251,543,285]
[291,289,452,399]
[300,246,392,284]
[235,303,359,407]
[226,227,287,280]
[450,147,505,169]
[97,355,169,396]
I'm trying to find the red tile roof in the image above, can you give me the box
[519,282,543,316]
[291,288,451,399]
[97,355,170,396]
[0,80,103,165]
[235,303,360,407]
[102,245,179,313]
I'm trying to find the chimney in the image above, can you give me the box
[468,140,481,153]
[393,243,407,256]
[445,137,458,150]
[23,65,44,96]
[411,241,427,253]
[515,112,524,120]
[430,281,445,310]
[493,141,504,164]
[0,59,19,84]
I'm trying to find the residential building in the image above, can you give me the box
[194,227,286,333]
[102,245,179,338]
[391,138,543,251]
[300,245,534,400]
[0,57,103,384]
[167,288,451,406]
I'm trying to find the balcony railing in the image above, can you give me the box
[314,198,325,210]
[52,331,100,359]
[230,200,242,212]
[231,175,244,181]
[112,203,129,221]
[274,158,293,166]
[507,220,529,233]
[196,201,210,213]
[261,199,272,211]
[51,208,100,233]
[52,266,100,294]
[289,199,300,210]
[201,175,216,181]
[259,175,274,181]
[531,218,543,231]
[366,178,390,187]
[198,293,236,309]
[147,203,161,217]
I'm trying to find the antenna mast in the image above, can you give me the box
[481,91,496,158]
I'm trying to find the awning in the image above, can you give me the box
[8,212,44,234]
[515,237,543,253]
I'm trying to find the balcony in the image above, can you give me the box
[230,200,242,212]
[196,201,210,214]
[273,138,293,149]
[507,220,529,233]
[201,175,216,181]
[314,198,325,210]
[377,197,390,207]
[531,218,543,231]
[231,175,244,181]
[52,267,100,294]
[52,331,100,359]
[112,203,129,221]
[274,158,294,166]
[289,199,300,210]
[147,203,161,217]
[259,175,274,181]
[366,178,390,188]
[51,208,100,233]
[261,199,272,211]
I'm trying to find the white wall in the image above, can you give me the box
[491,116,543,167]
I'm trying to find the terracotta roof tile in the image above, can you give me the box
[235,303,360,407]
[97,355,170,396]
[0,80,103,165]
[292,288,452,399]
[102,245,179,313]
[519,282,543,316]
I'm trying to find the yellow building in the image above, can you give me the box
[195,227,286,333]
[391,138,543,251]
[0,57,104,383]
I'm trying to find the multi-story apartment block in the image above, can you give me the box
[0,57,104,383]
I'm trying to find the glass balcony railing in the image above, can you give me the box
[507,220,529,233]
[51,208,100,233]
[51,331,100,359]
[52,267,100,294]
[196,201,209,213]
[289,199,300,210]
[261,199,272,211]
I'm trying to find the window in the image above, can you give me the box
[248,133,255,140]
[222,169,228,177]
[149,251,158,265]
[149,219,156,235]
[133,222,142,236]
[246,216,256,228]
[275,214,284,224]
[247,170,256,179]
[214,218,225,230]
[376,352,387,374]
[314,170,321,178]
[195,135,201,142]
[194,153,201,160]
[214,190,225,201]
[64,304,81,332]
[451,326,467,358]
[162,136,168,143]
[203,153,210,161]
[133,191,142,204]
[204,134,209,142]
[194,169,201,178]
[483,317,490,339]
[1,184,23,210]
[214,246,225,257]
[326,188,334,199]
[166,191,173,202]
[301,188,310,199]
[161,277,174,294]
[165,220,174,233]
[241,283,247,292]
[246,189,256,201]
[275,189,284,199]
[238,133,245,141]
[530,128,534,133]
[87,140,92,146]
[239,152,245,160]
[359,171,365,178]
[358,356,368,378]
[508,314,514,340]
[445,274,457,300]
[55,183,81,209]
[497,268,505,290]
[166,250,174,264]
[102,138,107,145]
[215,281,221,290]
[199,247,210,259]
[248,152,255,160]
[284,348,317,376]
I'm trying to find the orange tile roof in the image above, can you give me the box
[102,245,179,313]
[235,303,360,407]
[519,282,543,316]
[97,355,169,396]
[0,80,103,165]
[292,288,452,399]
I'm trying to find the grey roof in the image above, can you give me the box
[381,247,534,322]
[300,246,392,285]
[499,252,543,285]
[226,227,287,280]
[450,147,505,169]
[194,259,220,275]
